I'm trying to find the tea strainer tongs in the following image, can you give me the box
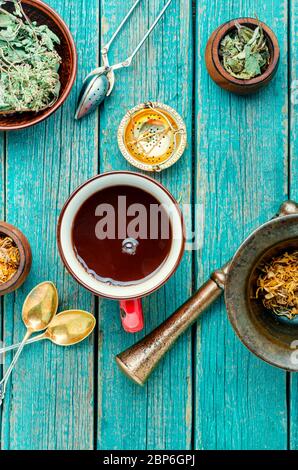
[75,0,174,120]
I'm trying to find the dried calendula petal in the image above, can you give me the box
[256,251,298,320]
[219,19,270,80]
[0,235,20,284]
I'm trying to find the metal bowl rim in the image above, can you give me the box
[225,213,298,371]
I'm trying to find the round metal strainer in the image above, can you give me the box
[118,102,187,172]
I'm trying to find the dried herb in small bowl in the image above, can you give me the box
[0,0,62,114]
[256,251,298,320]
[0,235,20,284]
[219,19,270,80]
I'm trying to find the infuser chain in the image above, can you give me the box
[76,0,174,119]
[100,0,142,57]
[110,0,174,72]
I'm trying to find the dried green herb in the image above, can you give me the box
[0,0,61,113]
[219,20,270,80]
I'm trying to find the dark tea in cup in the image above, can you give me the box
[58,172,184,333]
[72,185,173,287]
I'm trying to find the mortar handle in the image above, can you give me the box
[116,262,231,385]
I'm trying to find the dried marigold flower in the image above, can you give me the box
[256,251,298,319]
[0,236,20,284]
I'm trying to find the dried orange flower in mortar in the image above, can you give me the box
[0,236,20,284]
[256,251,298,319]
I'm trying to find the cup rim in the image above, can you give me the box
[57,171,185,299]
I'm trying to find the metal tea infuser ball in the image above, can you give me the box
[75,0,174,120]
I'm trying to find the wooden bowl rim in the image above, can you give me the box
[211,17,280,86]
[0,222,31,294]
[0,0,77,131]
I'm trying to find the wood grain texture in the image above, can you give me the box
[0,0,99,450]
[97,0,193,450]
[194,0,289,450]
[289,0,298,450]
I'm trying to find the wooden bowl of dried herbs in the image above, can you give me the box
[0,0,77,130]
[0,222,31,295]
[205,17,280,94]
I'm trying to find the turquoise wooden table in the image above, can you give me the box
[0,0,297,450]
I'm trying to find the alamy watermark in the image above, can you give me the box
[93,197,203,251]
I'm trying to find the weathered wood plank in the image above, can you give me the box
[194,0,289,449]
[0,134,5,449]
[97,0,193,450]
[0,0,99,450]
[0,0,292,451]
[289,0,298,450]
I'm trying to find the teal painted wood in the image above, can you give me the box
[0,0,99,450]
[194,0,289,450]
[0,0,295,451]
[0,135,5,448]
[289,0,298,450]
[97,0,193,450]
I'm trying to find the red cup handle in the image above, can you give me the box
[119,299,144,333]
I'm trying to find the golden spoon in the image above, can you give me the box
[0,310,96,354]
[0,281,58,406]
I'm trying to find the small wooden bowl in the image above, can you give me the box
[0,222,32,296]
[205,18,280,95]
[0,0,77,131]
